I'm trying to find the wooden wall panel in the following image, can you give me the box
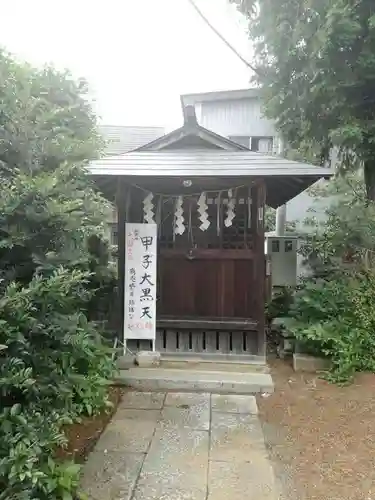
[195,260,218,317]
[233,259,254,318]
[218,260,235,317]
[158,251,256,320]
[159,258,195,316]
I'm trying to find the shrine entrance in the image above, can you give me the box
[121,179,266,356]
[89,104,332,359]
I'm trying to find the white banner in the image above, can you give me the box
[124,223,157,340]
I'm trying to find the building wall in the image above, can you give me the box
[195,96,328,228]
[200,98,276,138]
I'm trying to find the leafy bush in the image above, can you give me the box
[0,268,114,411]
[288,269,375,382]
[0,50,116,498]
[276,173,375,382]
[0,269,115,498]
[0,406,73,500]
[266,286,294,324]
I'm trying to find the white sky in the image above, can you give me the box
[1,0,252,130]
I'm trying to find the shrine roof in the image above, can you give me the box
[88,150,332,208]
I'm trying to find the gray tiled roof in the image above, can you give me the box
[89,150,332,207]
[99,125,165,155]
[90,150,332,178]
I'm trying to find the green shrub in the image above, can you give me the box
[266,286,294,324]
[0,268,115,498]
[0,406,74,500]
[0,268,114,411]
[0,50,116,498]
[288,269,375,382]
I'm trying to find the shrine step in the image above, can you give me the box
[115,367,274,394]
[159,358,269,374]
[161,352,266,365]
[116,353,267,372]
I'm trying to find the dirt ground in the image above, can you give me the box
[56,386,124,463]
[257,358,375,500]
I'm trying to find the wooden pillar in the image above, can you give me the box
[115,178,127,338]
[254,181,266,356]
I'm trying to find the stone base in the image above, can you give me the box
[117,354,135,370]
[116,367,274,394]
[135,351,161,368]
[293,353,331,373]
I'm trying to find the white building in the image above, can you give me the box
[181,88,330,231]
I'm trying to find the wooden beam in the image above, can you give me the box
[160,249,254,260]
[115,179,128,340]
[157,317,258,331]
[253,181,266,356]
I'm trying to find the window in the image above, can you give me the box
[228,136,274,152]
[285,240,293,252]
[228,135,250,148]
[250,137,274,153]
[108,223,118,246]
[271,240,280,253]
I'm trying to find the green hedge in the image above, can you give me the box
[0,269,115,499]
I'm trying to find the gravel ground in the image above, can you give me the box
[257,358,375,500]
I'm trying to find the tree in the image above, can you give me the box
[231,0,375,199]
[0,50,115,499]
[0,51,110,283]
[301,172,375,267]
[265,206,296,233]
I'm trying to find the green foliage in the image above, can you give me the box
[0,406,75,500]
[266,286,294,324]
[288,269,375,382]
[0,50,116,497]
[0,269,114,412]
[230,0,375,380]
[280,174,375,382]
[231,0,375,198]
[301,172,375,265]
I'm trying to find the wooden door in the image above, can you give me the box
[158,249,255,319]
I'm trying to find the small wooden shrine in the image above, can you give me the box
[90,106,332,358]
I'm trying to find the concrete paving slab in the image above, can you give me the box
[114,408,161,422]
[80,451,144,500]
[159,406,210,431]
[211,394,258,414]
[165,392,210,407]
[160,393,211,430]
[208,460,278,500]
[132,485,207,500]
[95,414,157,453]
[118,391,165,409]
[81,390,277,500]
[210,412,267,463]
[138,427,209,491]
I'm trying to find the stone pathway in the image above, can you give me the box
[80,392,279,500]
